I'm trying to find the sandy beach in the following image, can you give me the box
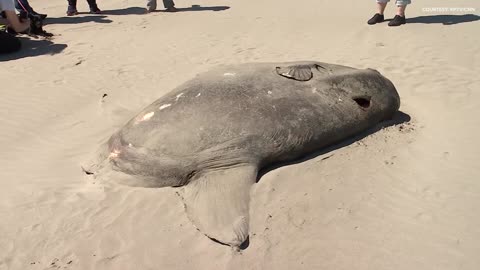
[1,0,479,269]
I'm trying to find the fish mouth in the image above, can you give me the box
[352,96,371,109]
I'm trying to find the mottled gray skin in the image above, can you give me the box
[88,61,400,247]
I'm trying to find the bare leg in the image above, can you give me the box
[388,3,407,26]
[397,5,406,16]
[377,2,387,15]
[368,2,387,24]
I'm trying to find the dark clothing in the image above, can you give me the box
[162,0,175,8]
[15,0,34,14]
[15,0,46,20]
[0,31,21,54]
[146,0,175,11]
[67,0,99,11]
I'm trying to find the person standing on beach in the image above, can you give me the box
[0,0,30,54]
[146,0,178,13]
[368,0,410,26]
[66,0,101,16]
[15,0,47,20]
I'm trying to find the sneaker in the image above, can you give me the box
[368,13,384,25]
[388,15,406,26]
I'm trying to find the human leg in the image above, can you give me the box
[87,0,101,13]
[388,0,410,26]
[15,0,47,19]
[146,0,157,12]
[376,0,388,14]
[67,0,78,16]
[368,0,388,24]
[15,0,34,14]
[163,0,177,11]
[395,1,409,16]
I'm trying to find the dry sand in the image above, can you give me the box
[1,0,479,269]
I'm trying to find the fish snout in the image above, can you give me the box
[366,68,381,74]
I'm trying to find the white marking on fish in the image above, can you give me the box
[196,93,201,97]
[159,104,172,110]
[175,93,184,101]
[128,143,133,147]
[109,149,121,159]
[223,73,235,76]
[267,91,273,95]
[141,111,155,121]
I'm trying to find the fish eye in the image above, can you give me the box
[353,97,371,109]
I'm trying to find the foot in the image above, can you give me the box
[388,15,406,26]
[37,13,48,20]
[67,6,78,16]
[31,11,47,20]
[90,7,102,14]
[165,7,178,12]
[67,10,78,16]
[368,13,384,25]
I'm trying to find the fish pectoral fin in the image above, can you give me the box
[180,165,257,247]
[276,64,315,81]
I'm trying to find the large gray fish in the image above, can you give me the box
[85,61,400,248]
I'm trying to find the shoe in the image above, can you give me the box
[368,13,384,25]
[90,7,102,14]
[37,13,48,20]
[165,7,178,12]
[67,6,78,16]
[388,15,406,26]
[31,11,47,20]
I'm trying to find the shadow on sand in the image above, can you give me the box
[407,14,480,25]
[44,15,112,25]
[100,7,147,15]
[257,111,412,182]
[154,4,230,13]
[0,37,67,61]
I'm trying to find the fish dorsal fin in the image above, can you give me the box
[180,165,257,247]
[276,64,315,81]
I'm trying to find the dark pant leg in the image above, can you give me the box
[67,0,78,13]
[163,0,175,8]
[0,31,21,54]
[86,0,99,10]
[15,0,35,14]
[67,0,77,8]
[146,0,157,11]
